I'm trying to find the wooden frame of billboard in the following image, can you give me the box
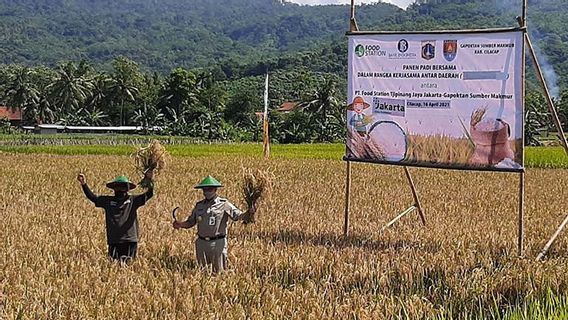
[344,0,568,258]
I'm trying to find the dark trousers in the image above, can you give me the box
[108,242,138,262]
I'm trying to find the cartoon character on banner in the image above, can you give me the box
[347,96,373,137]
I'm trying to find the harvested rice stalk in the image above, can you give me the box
[241,168,273,224]
[457,116,476,148]
[364,135,385,160]
[363,115,374,125]
[347,127,385,160]
[133,140,169,188]
[471,108,487,128]
[347,128,366,158]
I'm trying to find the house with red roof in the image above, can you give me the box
[277,102,298,113]
[0,106,22,126]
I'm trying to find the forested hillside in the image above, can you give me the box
[0,0,401,72]
[1,0,567,143]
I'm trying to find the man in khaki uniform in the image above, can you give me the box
[173,175,254,273]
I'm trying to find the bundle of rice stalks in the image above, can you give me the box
[470,107,487,128]
[457,108,487,148]
[363,115,374,125]
[365,134,386,160]
[133,140,169,188]
[347,128,366,158]
[347,128,385,160]
[241,168,273,224]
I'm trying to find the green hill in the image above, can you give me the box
[0,0,401,72]
[2,0,567,89]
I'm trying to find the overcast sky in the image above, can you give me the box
[286,0,415,9]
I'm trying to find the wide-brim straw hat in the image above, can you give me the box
[106,175,137,190]
[195,175,223,189]
[347,96,371,111]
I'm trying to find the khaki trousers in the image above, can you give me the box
[195,238,228,273]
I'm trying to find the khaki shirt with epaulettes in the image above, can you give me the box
[186,197,243,238]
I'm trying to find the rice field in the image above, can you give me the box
[1,143,567,169]
[1,146,568,319]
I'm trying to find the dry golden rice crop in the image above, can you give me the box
[0,152,568,319]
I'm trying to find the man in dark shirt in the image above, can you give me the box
[78,171,154,262]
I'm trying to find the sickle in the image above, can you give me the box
[172,207,180,221]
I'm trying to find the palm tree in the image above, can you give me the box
[81,107,109,126]
[58,111,83,126]
[109,78,138,126]
[46,62,94,117]
[109,57,142,126]
[196,72,226,114]
[132,103,164,134]
[524,92,548,146]
[240,113,262,141]
[2,66,40,122]
[198,109,224,140]
[164,106,190,135]
[34,96,56,124]
[88,74,111,111]
[297,77,341,142]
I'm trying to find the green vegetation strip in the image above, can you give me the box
[0,134,220,144]
[525,147,568,169]
[502,291,568,320]
[1,144,567,168]
[0,143,345,160]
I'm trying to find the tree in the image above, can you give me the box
[138,73,162,111]
[34,96,56,124]
[132,103,164,134]
[81,107,109,126]
[525,91,549,146]
[556,89,568,132]
[158,68,198,123]
[297,76,342,142]
[196,72,227,114]
[224,81,262,124]
[88,74,112,113]
[274,110,317,143]
[46,61,94,117]
[109,57,142,126]
[2,66,41,123]
[196,109,227,140]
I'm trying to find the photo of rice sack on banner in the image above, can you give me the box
[345,31,524,172]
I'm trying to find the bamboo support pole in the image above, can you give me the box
[344,1,356,237]
[343,161,352,236]
[404,167,426,225]
[521,0,527,28]
[344,0,358,236]
[517,1,526,258]
[350,0,358,32]
[518,172,525,257]
[381,205,416,232]
[537,214,568,261]
[263,119,270,159]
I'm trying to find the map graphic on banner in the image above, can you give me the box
[345,31,524,171]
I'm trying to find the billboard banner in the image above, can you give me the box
[345,31,524,171]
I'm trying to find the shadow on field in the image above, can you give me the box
[254,229,441,253]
